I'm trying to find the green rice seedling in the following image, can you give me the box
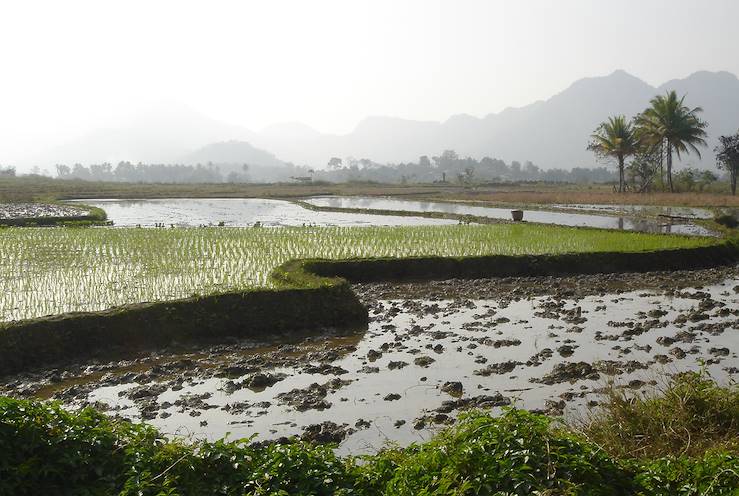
[0,224,715,322]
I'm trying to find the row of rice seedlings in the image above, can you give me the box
[0,225,712,322]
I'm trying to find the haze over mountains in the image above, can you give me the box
[22,70,739,173]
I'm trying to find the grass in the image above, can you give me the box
[0,176,440,203]
[577,371,739,459]
[1,373,737,495]
[430,189,739,208]
[2,175,738,208]
[0,224,717,323]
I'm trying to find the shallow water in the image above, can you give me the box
[74,198,457,227]
[40,277,738,454]
[550,203,714,219]
[307,197,714,236]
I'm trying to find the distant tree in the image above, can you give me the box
[114,161,135,181]
[587,115,639,192]
[509,161,522,180]
[626,145,661,193]
[72,163,90,179]
[418,155,431,168]
[359,158,378,170]
[327,157,343,170]
[635,91,708,192]
[480,157,508,178]
[55,164,71,177]
[432,150,458,169]
[523,161,540,179]
[697,170,717,191]
[715,131,739,195]
[673,168,697,192]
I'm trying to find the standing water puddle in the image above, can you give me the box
[307,196,714,236]
[19,276,738,455]
[73,198,457,227]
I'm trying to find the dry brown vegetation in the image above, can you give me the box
[2,175,738,208]
[433,189,739,208]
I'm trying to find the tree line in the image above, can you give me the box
[318,151,616,184]
[49,154,618,185]
[54,162,249,184]
[588,90,739,195]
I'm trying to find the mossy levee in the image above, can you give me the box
[0,281,367,376]
[0,226,737,375]
[1,374,737,494]
[0,202,107,227]
[0,224,721,322]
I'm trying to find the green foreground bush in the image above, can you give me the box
[2,373,738,496]
[580,371,739,459]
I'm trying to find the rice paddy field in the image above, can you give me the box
[0,224,717,323]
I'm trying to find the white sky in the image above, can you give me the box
[1,0,738,162]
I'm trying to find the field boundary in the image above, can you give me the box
[291,199,503,225]
[1,239,737,376]
[0,203,108,227]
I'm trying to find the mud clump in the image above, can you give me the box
[301,422,354,444]
[435,393,511,414]
[440,381,463,396]
[474,361,521,376]
[414,356,436,367]
[276,379,350,412]
[535,362,600,385]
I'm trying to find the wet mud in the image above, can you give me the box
[2,264,737,454]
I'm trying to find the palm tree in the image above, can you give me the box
[587,115,639,192]
[635,91,708,192]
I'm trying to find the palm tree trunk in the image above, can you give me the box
[659,141,665,190]
[618,156,624,192]
[666,142,673,193]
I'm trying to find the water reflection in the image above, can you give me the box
[307,197,714,236]
[73,198,457,228]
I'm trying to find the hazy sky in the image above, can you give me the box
[1,0,738,163]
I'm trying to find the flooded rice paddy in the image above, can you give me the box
[5,266,737,454]
[548,203,714,219]
[70,197,715,235]
[307,196,714,236]
[76,198,457,227]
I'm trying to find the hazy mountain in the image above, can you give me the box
[26,102,258,167]
[181,140,285,168]
[249,70,739,169]
[656,71,739,164]
[180,140,296,182]
[25,70,739,172]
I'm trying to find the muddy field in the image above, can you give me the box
[0,202,89,219]
[2,265,737,455]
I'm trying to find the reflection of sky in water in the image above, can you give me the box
[551,203,714,219]
[308,197,714,236]
[74,198,456,227]
[70,277,739,454]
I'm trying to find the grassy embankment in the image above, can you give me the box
[0,224,736,375]
[0,224,723,322]
[2,175,739,208]
[0,202,108,227]
[1,372,737,495]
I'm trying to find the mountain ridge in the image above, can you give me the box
[22,70,739,171]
